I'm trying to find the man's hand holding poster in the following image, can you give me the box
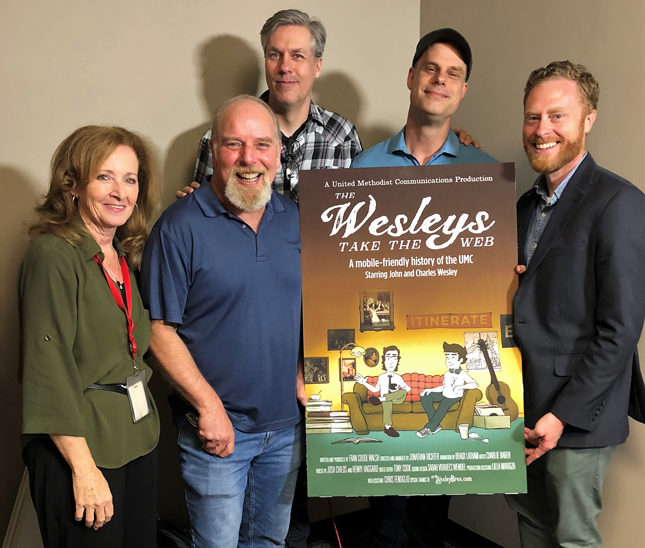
[299,163,527,497]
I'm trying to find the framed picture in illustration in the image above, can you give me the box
[359,289,394,332]
[340,357,356,381]
[327,329,355,351]
[304,357,329,384]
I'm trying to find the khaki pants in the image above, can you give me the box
[506,445,616,548]
[381,388,407,426]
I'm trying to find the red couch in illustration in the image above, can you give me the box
[341,373,482,435]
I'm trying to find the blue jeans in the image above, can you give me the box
[176,415,303,548]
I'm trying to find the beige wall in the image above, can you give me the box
[420,1,645,546]
[2,0,643,545]
[0,0,418,537]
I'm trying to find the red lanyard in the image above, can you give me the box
[93,253,138,366]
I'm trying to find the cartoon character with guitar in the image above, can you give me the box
[416,342,479,438]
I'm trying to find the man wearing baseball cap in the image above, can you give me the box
[353,27,493,170]
[352,28,496,548]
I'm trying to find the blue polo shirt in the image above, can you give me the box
[140,182,302,433]
[352,126,497,168]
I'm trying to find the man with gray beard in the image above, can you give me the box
[140,95,305,547]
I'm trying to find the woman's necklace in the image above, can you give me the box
[102,247,124,289]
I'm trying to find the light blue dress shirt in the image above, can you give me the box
[524,153,587,266]
[352,127,497,168]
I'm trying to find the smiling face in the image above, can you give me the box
[264,25,322,112]
[523,78,596,182]
[383,350,399,372]
[407,43,468,123]
[444,352,462,370]
[74,145,139,236]
[210,99,280,213]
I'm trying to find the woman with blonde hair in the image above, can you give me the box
[20,125,160,547]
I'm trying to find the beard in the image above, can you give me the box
[524,118,586,175]
[224,167,273,212]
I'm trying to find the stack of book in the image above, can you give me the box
[305,396,352,434]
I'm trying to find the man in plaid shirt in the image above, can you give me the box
[192,9,362,203]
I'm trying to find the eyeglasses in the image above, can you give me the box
[284,156,299,202]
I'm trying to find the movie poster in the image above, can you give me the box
[299,163,526,497]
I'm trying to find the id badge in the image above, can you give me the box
[126,369,152,423]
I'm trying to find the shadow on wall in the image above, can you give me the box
[314,71,395,150]
[163,42,399,210]
[0,166,42,537]
[161,35,262,208]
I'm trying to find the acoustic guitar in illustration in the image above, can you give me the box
[477,339,519,421]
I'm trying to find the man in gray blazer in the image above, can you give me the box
[508,61,645,548]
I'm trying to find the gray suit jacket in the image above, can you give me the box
[513,154,645,448]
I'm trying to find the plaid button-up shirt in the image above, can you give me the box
[193,91,362,202]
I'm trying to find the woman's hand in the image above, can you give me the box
[71,463,114,529]
[50,434,114,529]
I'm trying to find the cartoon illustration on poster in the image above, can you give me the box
[299,163,527,497]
